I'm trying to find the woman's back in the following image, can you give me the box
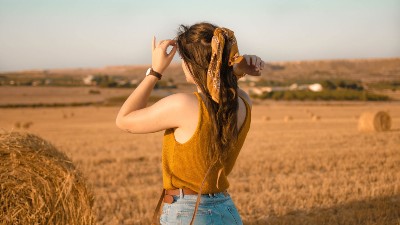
[173,89,252,144]
[161,90,252,193]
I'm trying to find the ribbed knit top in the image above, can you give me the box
[161,91,251,193]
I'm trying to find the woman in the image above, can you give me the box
[116,22,264,225]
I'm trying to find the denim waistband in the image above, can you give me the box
[169,191,231,205]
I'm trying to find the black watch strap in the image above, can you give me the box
[147,68,162,80]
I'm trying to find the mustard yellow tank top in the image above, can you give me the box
[161,91,251,193]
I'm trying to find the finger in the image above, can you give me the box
[152,36,156,51]
[167,45,178,59]
[243,55,250,66]
[260,60,265,70]
[255,57,261,69]
[157,40,164,47]
[161,39,176,49]
[251,55,257,66]
[160,40,176,54]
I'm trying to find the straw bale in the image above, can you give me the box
[312,115,321,121]
[262,116,270,121]
[0,131,95,225]
[358,111,391,132]
[284,116,293,122]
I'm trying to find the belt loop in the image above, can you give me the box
[179,188,184,199]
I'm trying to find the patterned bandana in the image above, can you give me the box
[207,27,245,103]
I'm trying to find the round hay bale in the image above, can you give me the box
[284,116,293,122]
[14,121,21,129]
[22,121,33,129]
[312,115,321,121]
[262,116,270,121]
[0,131,95,225]
[358,111,391,132]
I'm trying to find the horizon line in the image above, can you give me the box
[1,56,399,74]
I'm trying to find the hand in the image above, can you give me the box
[152,36,177,74]
[233,55,265,76]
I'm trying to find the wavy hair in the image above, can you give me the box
[176,22,239,165]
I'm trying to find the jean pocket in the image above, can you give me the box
[176,208,213,225]
[227,206,243,225]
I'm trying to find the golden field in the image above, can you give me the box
[1,96,399,224]
[1,58,399,224]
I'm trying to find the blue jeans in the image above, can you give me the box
[160,191,243,225]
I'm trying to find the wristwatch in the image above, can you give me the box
[146,68,162,80]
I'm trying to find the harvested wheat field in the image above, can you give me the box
[0,100,399,225]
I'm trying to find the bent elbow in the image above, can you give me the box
[115,117,124,129]
[115,117,137,133]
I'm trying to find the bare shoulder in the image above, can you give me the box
[237,88,252,108]
[168,92,197,102]
[158,92,197,108]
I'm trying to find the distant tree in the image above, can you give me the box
[321,80,337,90]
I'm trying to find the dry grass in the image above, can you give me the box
[0,131,95,225]
[0,101,399,224]
[0,86,179,107]
[0,86,132,105]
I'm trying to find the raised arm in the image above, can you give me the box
[115,37,179,133]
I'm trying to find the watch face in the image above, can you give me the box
[146,68,151,75]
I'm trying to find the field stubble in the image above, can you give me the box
[0,101,399,224]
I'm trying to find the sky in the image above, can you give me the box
[0,0,399,72]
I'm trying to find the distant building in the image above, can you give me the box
[249,82,323,96]
[45,79,52,85]
[32,80,41,86]
[116,80,128,86]
[308,83,323,92]
[83,75,96,85]
[290,83,309,91]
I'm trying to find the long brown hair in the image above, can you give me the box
[176,22,239,165]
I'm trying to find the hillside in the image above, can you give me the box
[1,58,399,104]
[1,58,399,84]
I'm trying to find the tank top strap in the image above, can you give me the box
[239,94,249,110]
[238,94,250,135]
[193,92,209,118]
